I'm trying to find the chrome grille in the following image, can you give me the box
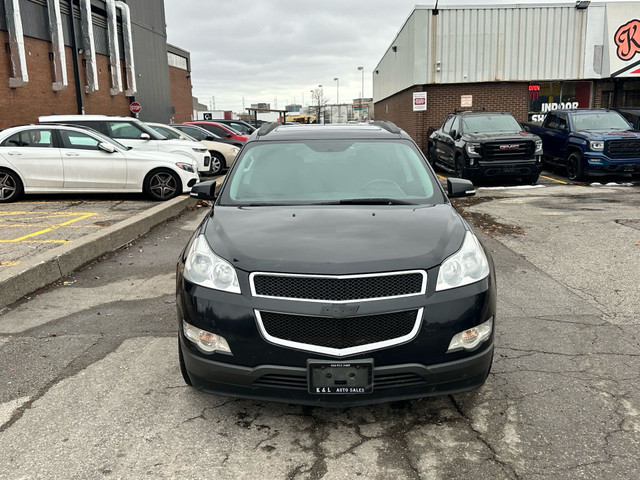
[250,271,426,302]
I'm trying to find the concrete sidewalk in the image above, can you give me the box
[0,195,197,310]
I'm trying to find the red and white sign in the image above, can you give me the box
[129,102,142,114]
[461,95,473,108]
[412,92,427,111]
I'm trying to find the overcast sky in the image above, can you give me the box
[163,0,624,115]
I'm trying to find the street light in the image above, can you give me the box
[334,77,340,123]
[357,66,364,120]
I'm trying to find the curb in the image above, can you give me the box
[0,195,197,310]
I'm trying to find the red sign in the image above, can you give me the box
[129,102,142,114]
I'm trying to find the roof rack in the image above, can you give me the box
[369,120,401,134]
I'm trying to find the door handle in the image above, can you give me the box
[7,151,21,155]
[65,152,81,156]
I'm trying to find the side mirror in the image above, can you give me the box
[190,180,217,200]
[205,135,216,141]
[140,133,151,140]
[447,178,475,198]
[98,142,116,153]
[225,134,232,138]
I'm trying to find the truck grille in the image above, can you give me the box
[256,309,422,355]
[480,141,535,161]
[251,271,426,302]
[605,139,640,159]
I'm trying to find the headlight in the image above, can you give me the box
[192,147,208,153]
[175,162,195,173]
[436,231,490,291]
[589,140,604,151]
[535,139,543,151]
[183,235,241,293]
[466,143,481,155]
[447,317,493,352]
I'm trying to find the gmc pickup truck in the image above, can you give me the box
[427,111,543,184]
[523,109,640,181]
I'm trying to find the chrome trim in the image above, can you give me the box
[255,308,424,357]
[249,270,427,304]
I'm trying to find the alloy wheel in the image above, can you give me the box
[0,172,18,201]
[149,172,178,200]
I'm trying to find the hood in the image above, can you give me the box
[200,140,238,153]
[160,139,208,150]
[201,204,467,275]
[465,131,538,141]
[122,148,198,166]
[575,129,640,140]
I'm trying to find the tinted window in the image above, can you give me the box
[198,124,228,137]
[461,115,522,134]
[59,130,101,150]
[572,112,632,130]
[177,125,208,141]
[442,116,455,132]
[221,140,442,206]
[450,117,460,135]
[1,129,54,148]
[150,125,182,140]
[228,122,253,134]
[106,122,146,139]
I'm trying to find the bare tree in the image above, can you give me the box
[310,88,330,124]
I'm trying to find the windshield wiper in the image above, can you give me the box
[336,198,418,205]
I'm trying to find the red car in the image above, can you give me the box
[185,121,248,142]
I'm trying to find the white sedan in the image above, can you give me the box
[0,125,200,202]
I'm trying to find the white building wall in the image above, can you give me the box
[373,2,615,103]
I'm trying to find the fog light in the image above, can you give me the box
[447,317,493,353]
[183,321,232,354]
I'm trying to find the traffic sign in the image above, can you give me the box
[130,102,142,114]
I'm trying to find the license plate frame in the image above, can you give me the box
[307,359,374,395]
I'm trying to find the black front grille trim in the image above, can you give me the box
[605,139,640,159]
[251,271,427,303]
[480,141,536,161]
[252,372,427,391]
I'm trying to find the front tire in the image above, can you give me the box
[144,169,181,201]
[0,168,24,203]
[566,152,584,181]
[209,152,225,175]
[454,156,467,179]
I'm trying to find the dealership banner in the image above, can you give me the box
[607,3,640,77]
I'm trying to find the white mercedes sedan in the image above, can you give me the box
[0,124,200,202]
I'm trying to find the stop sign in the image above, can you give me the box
[129,102,142,114]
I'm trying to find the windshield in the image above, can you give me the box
[219,140,443,206]
[572,112,631,131]
[134,120,167,140]
[462,115,522,134]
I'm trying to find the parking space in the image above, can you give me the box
[0,194,166,267]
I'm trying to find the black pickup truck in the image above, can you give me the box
[427,111,543,184]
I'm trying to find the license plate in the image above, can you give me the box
[308,359,373,394]
[503,166,515,173]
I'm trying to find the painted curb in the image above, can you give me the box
[0,195,197,310]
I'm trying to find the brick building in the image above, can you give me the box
[1,0,193,127]
[373,2,640,151]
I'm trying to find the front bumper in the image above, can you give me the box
[583,152,640,175]
[465,156,543,178]
[181,338,494,407]
[176,264,496,407]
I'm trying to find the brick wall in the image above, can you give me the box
[0,33,130,128]
[375,82,529,151]
[168,65,193,122]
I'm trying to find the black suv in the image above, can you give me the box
[427,111,543,184]
[176,121,496,407]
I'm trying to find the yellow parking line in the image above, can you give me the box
[0,224,102,228]
[437,174,447,180]
[0,212,96,243]
[1,260,20,266]
[540,175,568,185]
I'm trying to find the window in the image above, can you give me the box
[1,129,53,148]
[150,126,182,140]
[179,126,207,140]
[106,122,146,139]
[199,124,228,137]
[442,116,455,133]
[59,130,101,150]
[528,81,592,121]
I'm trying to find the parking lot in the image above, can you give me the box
[0,167,639,479]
